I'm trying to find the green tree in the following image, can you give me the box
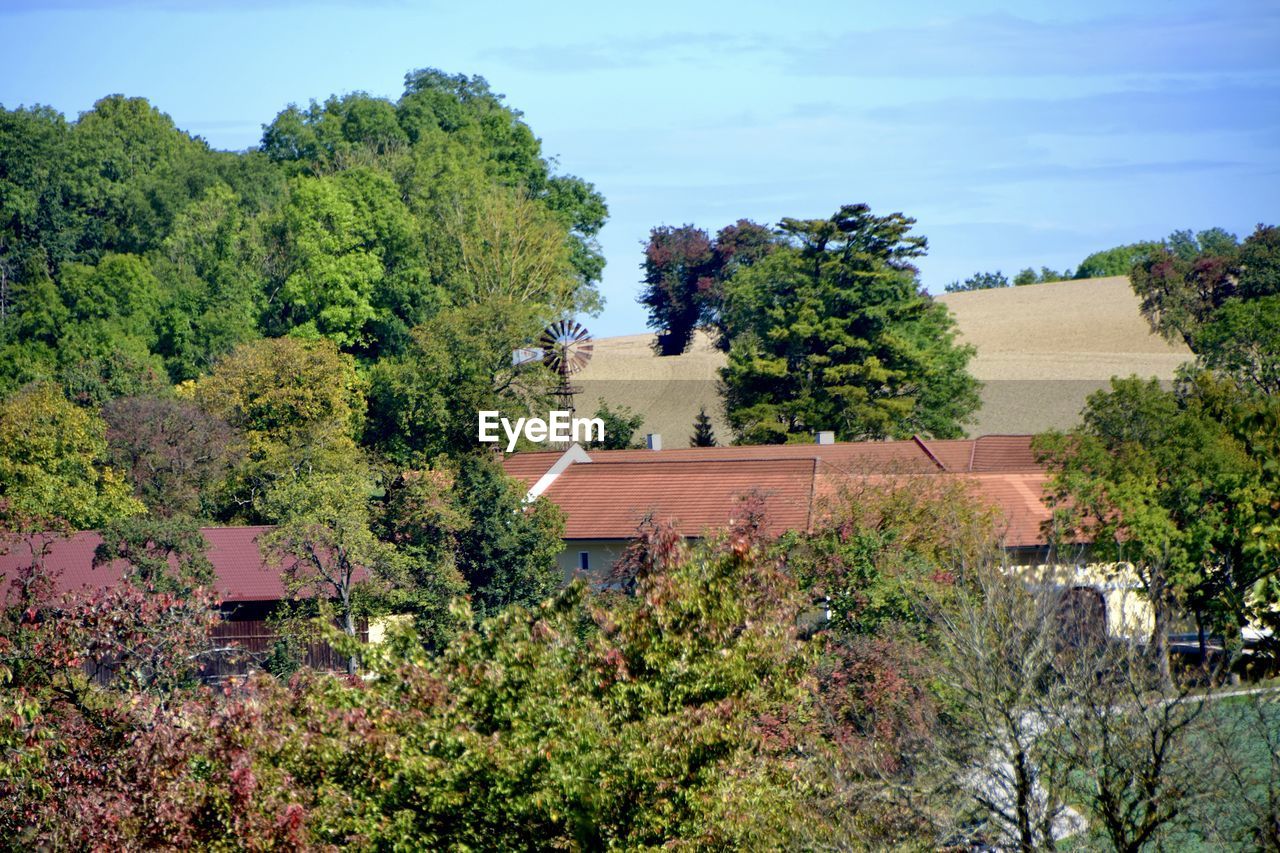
[944,270,1010,293]
[586,398,644,450]
[1036,376,1268,682]
[0,382,142,528]
[690,405,717,447]
[1074,241,1162,279]
[260,468,394,673]
[93,516,215,592]
[379,466,469,649]
[720,203,979,443]
[151,183,266,381]
[194,337,365,517]
[1196,295,1280,396]
[366,300,551,464]
[447,453,565,620]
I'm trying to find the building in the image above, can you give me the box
[501,434,1151,639]
[0,526,362,677]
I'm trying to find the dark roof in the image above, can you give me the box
[0,526,298,604]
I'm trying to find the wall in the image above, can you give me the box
[555,539,629,583]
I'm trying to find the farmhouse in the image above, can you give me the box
[502,433,1152,639]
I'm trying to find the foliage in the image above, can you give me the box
[690,404,717,447]
[93,515,215,592]
[1196,294,1280,396]
[639,219,779,355]
[0,383,142,529]
[259,468,394,671]
[640,224,717,356]
[585,397,644,449]
[366,300,552,464]
[1035,376,1274,681]
[1012,266,1072,286]
[719,203,980,443]
[0,69,606,398]
[194,336,366,516]
[0,510,829,848]
[446,453,565,620]
[378,467,469,649]
[102,394,237,519]
[1074,240,1162,279]
[944,270,1009,292]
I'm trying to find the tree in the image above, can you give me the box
[1074,241,1162,279]
[93,516,215,592]
[1236,223,1280,301]
[719,203,980,443]
[689,405,717,447]
[194,337,365,517]
[267,170,408,350]
[366,300,551,464]
[259,468,394,673]
[447,453,564,619]
[151,183,266,381]
[378,466,469,649]
[438,183,591,316]
[638,219,779,356]
[0,383,142,529]
[639,224,716,356]
[1196,295,1280,396]
[1012,266,1072,286]
[945,270,1010,293]
[1035,376,1266,684]
[1130,245,1239,350]
[102,395,237,519]
[929,563,1217,851]
[585,398,644,450]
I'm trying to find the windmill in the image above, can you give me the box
[538,319,593,414]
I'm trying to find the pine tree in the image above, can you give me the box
[690,406,717,447]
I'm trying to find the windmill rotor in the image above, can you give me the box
[539,319,594,377]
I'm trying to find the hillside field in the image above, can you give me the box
[576,276,1193,444]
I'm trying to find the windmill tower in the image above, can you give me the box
[539,320,593,415]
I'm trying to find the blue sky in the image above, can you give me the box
[1,0,1276,337]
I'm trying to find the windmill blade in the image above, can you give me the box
[511,347,543,368]
[539,320,594,375]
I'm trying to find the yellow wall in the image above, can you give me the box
[1008,561,1154,639]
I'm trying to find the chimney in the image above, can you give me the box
[645,433,663,451]
[815,430,836,445]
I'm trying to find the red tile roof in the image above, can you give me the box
[503,435,1053,547]
[503,435,1039,480]
[0,526,302,604]
[541,458,816,539]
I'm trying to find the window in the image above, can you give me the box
[578,551,590,572]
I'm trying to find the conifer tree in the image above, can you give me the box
[690,405,717,447]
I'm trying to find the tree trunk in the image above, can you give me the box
[343,596,359,676]
[1152,598,1172,690]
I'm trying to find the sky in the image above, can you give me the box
[1,0,1276,337]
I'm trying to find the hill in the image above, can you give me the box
[575,276,1192,444]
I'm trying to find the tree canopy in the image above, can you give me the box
[718,204,980,443]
